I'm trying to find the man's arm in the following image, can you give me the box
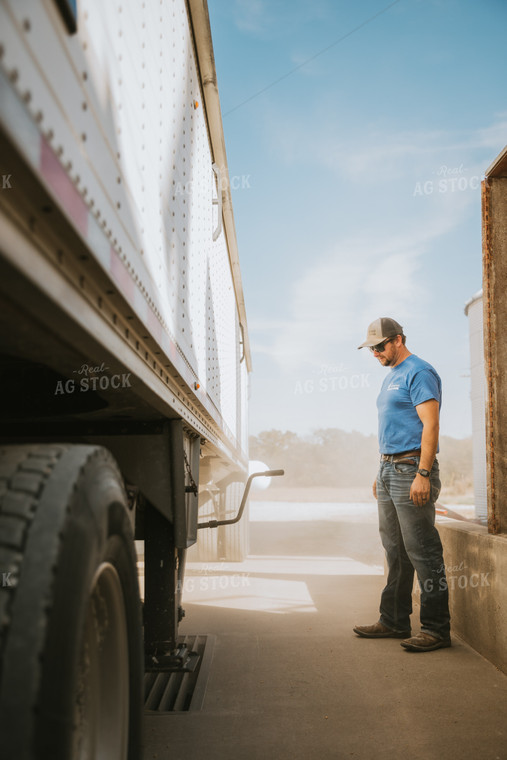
[410,398,439,506]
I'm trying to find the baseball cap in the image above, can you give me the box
[357,317,404,349]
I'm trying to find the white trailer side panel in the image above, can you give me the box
[0,0,247,457]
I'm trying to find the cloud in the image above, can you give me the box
[231,0,270,34]
[473,114,507,151]
[266,108,507,185]
[249,112,504,377]
[231,0,333,39]
[251,208,470,373]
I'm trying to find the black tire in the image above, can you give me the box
[0,444,143,760]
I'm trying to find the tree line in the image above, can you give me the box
[249,429,472,491]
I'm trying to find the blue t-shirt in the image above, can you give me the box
[377,354,442,454]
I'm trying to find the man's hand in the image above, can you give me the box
[410,473,431,506]
[372,479,377,499]
[411,399,439,506]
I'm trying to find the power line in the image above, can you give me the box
[223,0,404,117]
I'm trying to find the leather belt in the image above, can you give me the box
[381,450,421,462]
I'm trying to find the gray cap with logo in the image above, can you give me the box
[358,317,404,349]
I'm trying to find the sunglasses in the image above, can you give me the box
[369,337,396,353]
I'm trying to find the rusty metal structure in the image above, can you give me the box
[435,145,507,676]
[482,146,507,534]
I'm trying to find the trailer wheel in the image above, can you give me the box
[0,444,142,760]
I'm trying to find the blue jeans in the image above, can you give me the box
[376,457,450,639]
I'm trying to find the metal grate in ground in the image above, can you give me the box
[144,634,215,713]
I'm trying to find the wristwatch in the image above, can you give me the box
[417,468,430,478]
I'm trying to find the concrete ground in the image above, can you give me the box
[144,503,507,760]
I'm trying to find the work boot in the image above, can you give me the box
[400,632,451,651]
[353,621,411,638]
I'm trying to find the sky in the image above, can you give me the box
[207,0,507,441]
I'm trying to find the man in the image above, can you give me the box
[354,317,451,652]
